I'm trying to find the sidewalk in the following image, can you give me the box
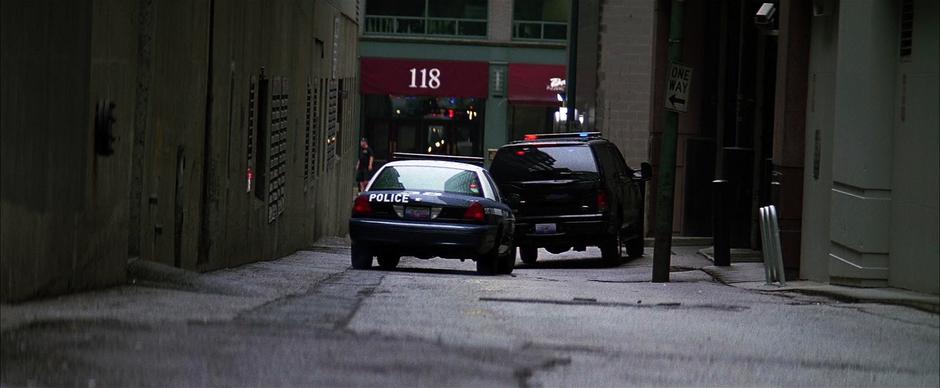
[699,255,940,314]
[0,244,354,332]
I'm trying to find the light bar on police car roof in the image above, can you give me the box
[522,132,601,141]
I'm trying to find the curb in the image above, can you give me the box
[701,263,940,314]
[644,236,713,247]
[697,247,763,263]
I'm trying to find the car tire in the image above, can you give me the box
[626,234,644,258]
[519,246,538,264]
[599,232,622,264]
[476,255,498,275]
[377,254,400,270]
[351,243,373,269]
[496,244,515,275]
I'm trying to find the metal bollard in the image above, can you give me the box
[759,207,772,284]
[759,205,787,286]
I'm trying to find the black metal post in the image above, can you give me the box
[651,0,685,283]
[712,179,731,266]
[565,0,579,132]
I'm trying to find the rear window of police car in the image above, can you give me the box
[491,145,599,182]
[371,166,484,197]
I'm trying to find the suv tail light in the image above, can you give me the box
[596,191,609,212]
[352,195,373,216]
[463,202,486,222]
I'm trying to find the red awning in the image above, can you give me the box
[360,57,489,98]
[508,63,566,106]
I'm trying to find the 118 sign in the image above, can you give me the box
[408,68,441,89]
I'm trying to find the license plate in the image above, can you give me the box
[404,207,430,219]
[534,223,557,234]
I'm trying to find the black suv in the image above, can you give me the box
[489,132,651,263]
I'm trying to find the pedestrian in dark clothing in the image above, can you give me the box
[356,138,374,192]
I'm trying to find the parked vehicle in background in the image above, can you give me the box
[489,132,651,264]
[348,154,516,275]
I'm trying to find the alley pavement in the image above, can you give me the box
[2,241,938,387]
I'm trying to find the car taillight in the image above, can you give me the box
[352,195,372,216]
[596,191,609,212]
[464,202,486,222]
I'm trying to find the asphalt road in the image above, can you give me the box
[2,245,938,387]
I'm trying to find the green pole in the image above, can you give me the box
[652,0,684,283]
[565,0,579,132]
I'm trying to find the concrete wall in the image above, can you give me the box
[1,0,137,301]
[135,0,211,269]
[887,0,939,294]
[799,0,839,283]
[801,0,938,294]
[488,0,513,42]
[1,0,360,302]
[141,0,360,272]
[827,0,897,287]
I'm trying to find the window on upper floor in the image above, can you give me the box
[364,0,488,38]
[513,0,569,41]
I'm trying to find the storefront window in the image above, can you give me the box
[513,0,569,41]
[365,0,488,38]
[363,95,485,163]
[510,105,555,141]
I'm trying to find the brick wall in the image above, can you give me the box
[594,0,656,167]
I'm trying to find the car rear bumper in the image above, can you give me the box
[513,213,613,246]
[349,218,499,258]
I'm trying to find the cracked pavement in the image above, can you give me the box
[2,245,938,387]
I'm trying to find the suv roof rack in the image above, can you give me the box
[392,152,485,166]
[514,132,603,143]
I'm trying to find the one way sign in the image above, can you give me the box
[665,63,692,112]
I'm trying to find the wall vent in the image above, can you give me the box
[899,0,913,59]
[304,81,312,183]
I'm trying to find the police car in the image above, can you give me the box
[348,153,516,275]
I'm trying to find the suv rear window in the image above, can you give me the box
[370,166,484,197]
[490,145,599,182]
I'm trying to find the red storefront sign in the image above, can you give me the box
[508,63,566,106]
[360,57,489,98]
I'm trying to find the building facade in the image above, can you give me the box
[358,0,570,165]
[361,0,940,294]
[634,0,938,294]
[1,0,360,302]
[799,0,938,293]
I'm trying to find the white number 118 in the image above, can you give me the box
[409,68,441,89]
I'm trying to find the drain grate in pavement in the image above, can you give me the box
[479,297,748,311]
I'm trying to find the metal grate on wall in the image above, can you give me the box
[267,77,289,223]
[325,79,339,161]
[312,79,322,176]
[304,81,312,183]
[246,76,257,193]
[899,0,913,59]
